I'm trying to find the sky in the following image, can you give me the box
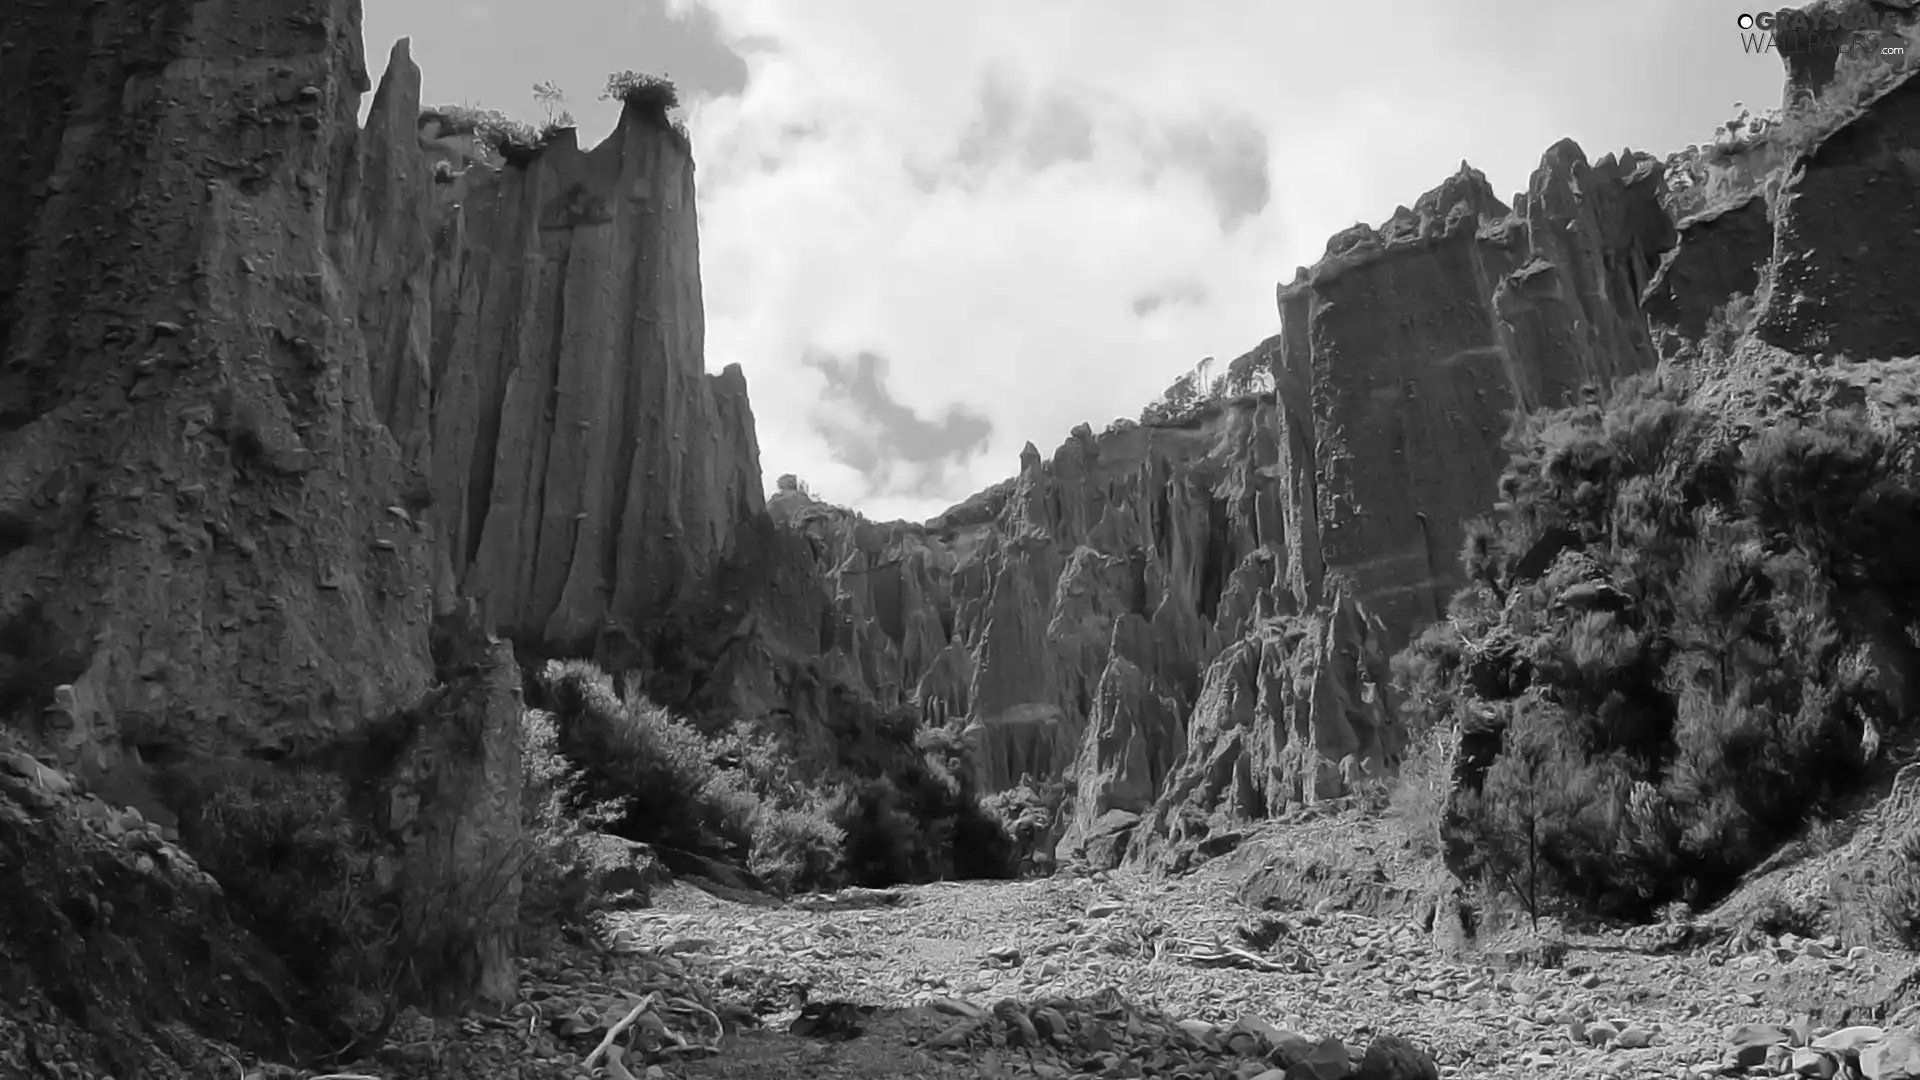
[361,0,1791,523]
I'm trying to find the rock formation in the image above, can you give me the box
[730,136,1684,862]
[0,0,770,765]
[421,93,764,650]
[733,35,1920,860]
[0,0,546,1025]
[331,37,770,659]
[749,387,1409,867]
[0,739,320,1075]
[1271,143,1673,638]
[1753,65,1920,360]
[0,0,440,791]
[2,0,1915,1047]
[1641,195,1772,349]
[1647,0,1919,356]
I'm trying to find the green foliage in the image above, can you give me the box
[1715,50,1900,165]
[152,759,393,1022]
[534,660,754,854]
[420,104,539,157]
[1883,830,1920,947]
[517,706,627,918]
[980,774,1070,874]
[748,799,846,895]
[1138,354,1276,425]
[1401,371,1920,919]
[1387,701,1459,860]
[820,715,1019,883]
[530,659,1021,895]
[602,70,680,114]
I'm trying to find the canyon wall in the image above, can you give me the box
[746,391,1406,852]
[0,0,440,783]
[1752,65,1920,360]
[341,39,767,655]
[745,46,1916,854]
[1270,144,1673,638]
[420,100,765,650]
[732,138,1684,863]
[0,0,768,782]
[6,0,1914,905]
[0,0,782,829]
[0,0,543,1016]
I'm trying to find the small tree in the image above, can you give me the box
[1470,709,1575,929]
[532,80,574,131]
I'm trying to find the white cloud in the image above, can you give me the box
[689,2,1301,520]
[362,0,1788,523]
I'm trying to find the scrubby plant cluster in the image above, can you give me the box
[419,103,544,161]
[980,773,1072,873]
[1884,828,1920,946]
[1396,370,1920,921]
[1699,42,1904,167]
[1136,353,1277,426]
[420,69,684,170]
[153,760,387,1007]
[528,659,1020,896]
[602,70,680,111]
[601,70,689,143]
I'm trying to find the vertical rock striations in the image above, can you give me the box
[0,0,438,778]
[425,91,763,650]
[1272,143,1672,638]
[0,0,532,1041]
[754,382,1408,857]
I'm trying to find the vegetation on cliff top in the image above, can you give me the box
[1707,47,1905,165]
[420,69,687,167]
[1130,350,1278,429]
[1395,356,1920,924]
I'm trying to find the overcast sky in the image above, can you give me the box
[363,0,1789,522]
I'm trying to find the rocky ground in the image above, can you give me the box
[279,807,1920,1080]
[10,735,1920,1080]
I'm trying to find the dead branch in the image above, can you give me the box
[582,991,663,1070]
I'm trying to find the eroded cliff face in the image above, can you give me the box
[329,44,768,654]
[0,0,530,1025]
[717,136,1706,862]
[749,388,1406,866]
[7,0,1909,936]
[0,0,438,787]
[1753,66,1920,360]
[1272,142,1673,639]
[1647,0,1919,355]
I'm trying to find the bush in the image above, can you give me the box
[980,774,1070,873]
[749,799,846,896]
[518,707,626,919]
[828,767,1017,885]
[1883,830,1920,947]
[531,658,1022,894]
[155,763,370,967]
[602,70,679,114]
[534,660,758,856]
[1735,48,1898,163]
[420,105,538,157]
[1388,709,1459,860]
[1406,371,1920,919]
[804,675,1021,884]
[152,758,392,1031]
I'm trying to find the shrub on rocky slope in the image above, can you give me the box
[529,659,1022,895]
[1400,360,1920,920]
